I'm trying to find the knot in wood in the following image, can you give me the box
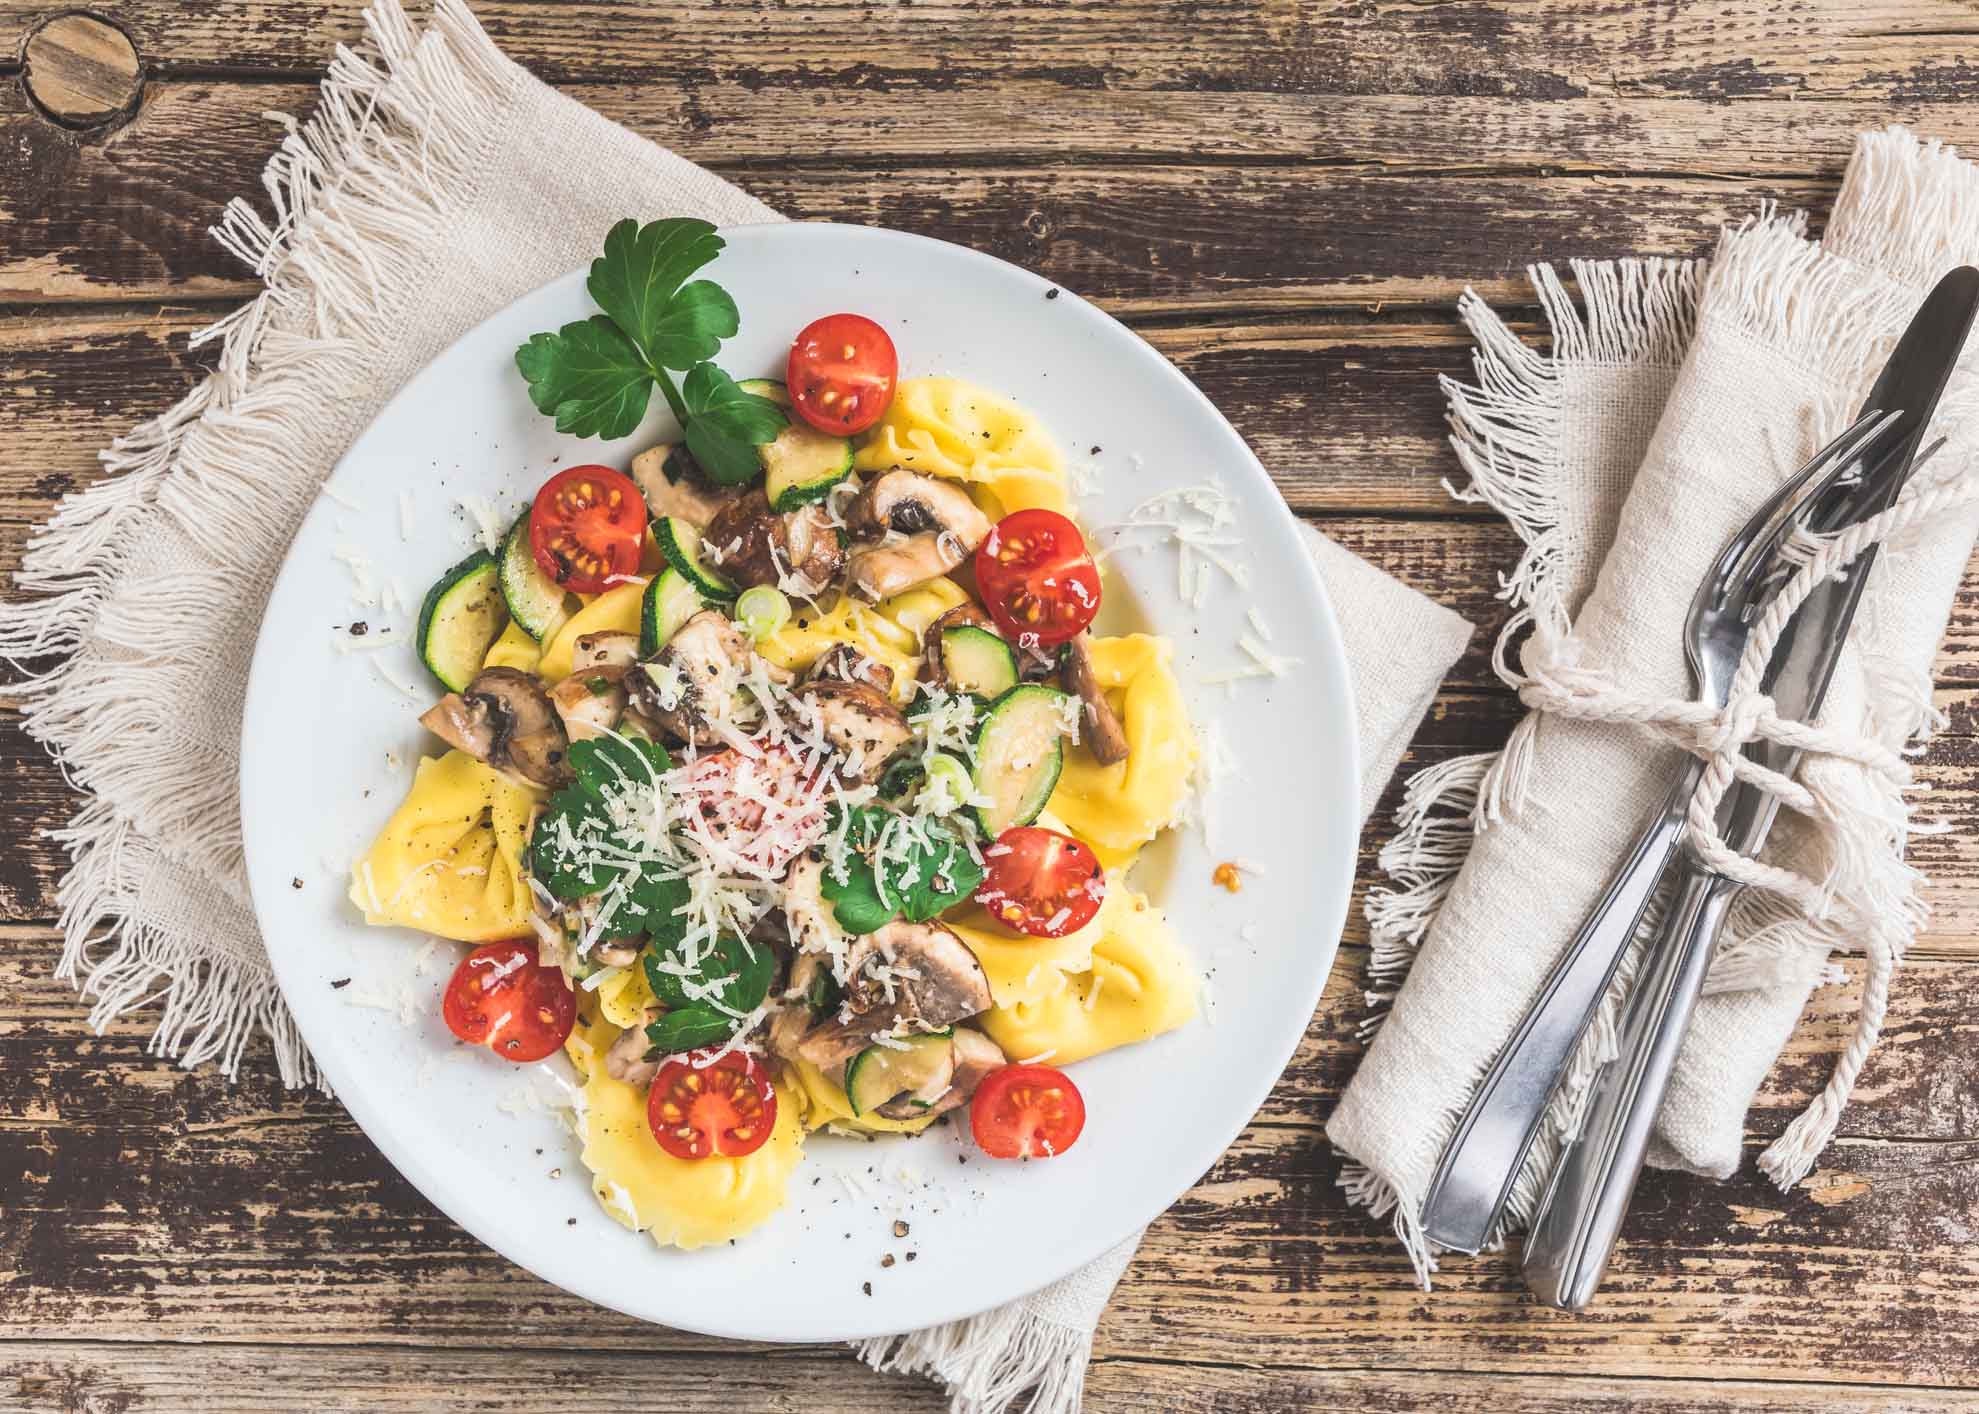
[23,12,142,131]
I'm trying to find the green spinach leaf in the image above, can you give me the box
[644,1005,735,1057]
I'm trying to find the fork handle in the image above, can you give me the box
[1521,855,1735,1308]
[1419,766,1698,1254]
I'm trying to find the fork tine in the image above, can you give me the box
[1724,408,1904,599]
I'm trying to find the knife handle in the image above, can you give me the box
[1521,853,1735,1309]
[1419,767,1698,1254]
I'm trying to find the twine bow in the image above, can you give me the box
[1504,469,1979,1186]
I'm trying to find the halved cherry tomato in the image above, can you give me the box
[787,313,898,435]
[970,1064,1086,1160]
[974,826,1105,938]
[528,464,646,593]
[646,1051,779,1160]
[973,509,1102,647]
[441,940,576,1063]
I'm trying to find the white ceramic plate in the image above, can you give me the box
[240,222,1358,1343]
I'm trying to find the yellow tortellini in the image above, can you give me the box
[482,619,544,675]
[854,376,1073,520]
[757,575,970,701]
[979,884,1198,1066]
[782,1056,941,1136]
[594,961,660,1031]
[538,579,647,681]
[569,1011,805,1250]
[347,750,540,942]
[1047,635,1196,870]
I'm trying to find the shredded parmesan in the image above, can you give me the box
[458,494,506,555]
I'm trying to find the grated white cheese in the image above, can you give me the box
[1017,1049,1058,1066]
[459,494,506,555]
[369,656,427,705]
[399,489,417,542]
[320,482,364,512]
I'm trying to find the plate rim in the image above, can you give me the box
[238,219,1360,1341]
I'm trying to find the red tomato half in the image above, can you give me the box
[528,464,646,593]
[974,826,1105,938]
[787,313,898,435]
[973,509,1103,647]
[970,1064,1086,1160]
[441,940,577,1063]
[646,1051,779,1160]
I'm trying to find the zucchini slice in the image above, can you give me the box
[639,567,713,657]
[416,549,507,692]
[740,379,855,512]
[971,684,1071,836]
[940,625,1019,697]
[497,512,574,642]
[845,1030,955,1117]
[654,514,736,599]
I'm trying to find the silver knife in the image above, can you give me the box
[1521,264,1979,1310]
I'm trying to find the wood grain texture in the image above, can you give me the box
[1,0,1976,99]
[3,1346,1973,1414]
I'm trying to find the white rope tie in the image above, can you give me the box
[1511,469,1979,1186]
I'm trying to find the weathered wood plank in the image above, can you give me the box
[1,0,1974,101]
[0,78,1864,309]
[0,305,1492,517]
[1,1341,1970,1413]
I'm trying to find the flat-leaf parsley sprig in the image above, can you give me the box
[514,217,786,481]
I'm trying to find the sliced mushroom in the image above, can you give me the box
[703,491,848,592]
[782,854,850,967]
[1060,631,1130,766]
[628,608,791,747]
[548,665,629,743]
[919,603,997,689]
[845,471,994,600]
[629,444,739,527]
[805,643,895,695]
[418,666,572,789]
[768,951,829,1061]
[794,679,912,783]
[781,502,847,595]
[589,936,643,968]
[875,1025,1008,1120]
[874,1041,960,1121]
[794,920,992,1069]
[572,631,640,673]
[604,1007,664,1089]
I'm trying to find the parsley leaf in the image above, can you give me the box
[819,804,985,933]
[642,933,776,1017]
[527,735,690,939]
[514,218,786,471]
[644,1005,734,1057]
[586,219,735,367]
[514,317,653,440]
[682,363,790,485]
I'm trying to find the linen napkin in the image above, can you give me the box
[1329,126,1979,1282]
[0,2,1472,1409]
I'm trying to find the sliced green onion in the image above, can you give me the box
[734,585,791,641]
[916,753,974,815]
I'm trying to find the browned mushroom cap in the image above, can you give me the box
[572,631,640,673]
[628,608,793,747]
[918,603,997,689]
[1060,631,1129,766]
[703,491,847,593]
[805,643,895,695]
[844,471,994,600]
[793,678,912,783]
[418,666,573,789]
[793,920,993,1069]
[604,1006,665,1088]
[628,443,739,527]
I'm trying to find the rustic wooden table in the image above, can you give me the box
[6,3,1979,1410]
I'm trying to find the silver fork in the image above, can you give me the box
[1417,406,1905,1256]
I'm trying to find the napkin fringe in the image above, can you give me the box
[857,1306,1092,1414]
[0,0,519,1075]
[1349,255,1711,1283]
